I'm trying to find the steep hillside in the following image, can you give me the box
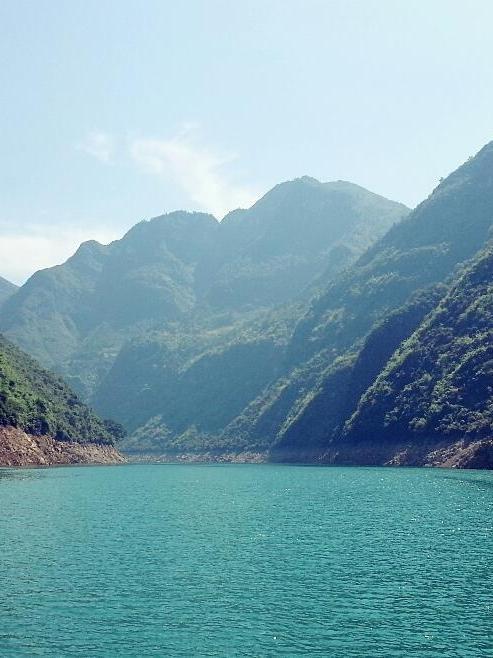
[97,303,302,453]
[270,285,446,460]
[1,179,406,406]
[0,212,218,394]
[230,141,493,461]
[291,142,493,363]
[205,178,408,308]
[0,334,124,465]
[335,244,493,467]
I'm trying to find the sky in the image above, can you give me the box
[1,0,493,283]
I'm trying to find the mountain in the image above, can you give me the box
[0,334,124,465]
[263,141,493,467]
[0,275,18,305]
[290,142,493,363]
[0,178,407,405]
[0,212,219,394]
[88,181,406,449]
[112,141,493,467]
[205,178,408,308]
[96,303,300,453]
[3,142,493,468]
[337,244,493,467]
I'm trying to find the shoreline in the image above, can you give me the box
[123,436,493,470]
[0,426,125,467]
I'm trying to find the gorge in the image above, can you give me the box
[1,144,493,468]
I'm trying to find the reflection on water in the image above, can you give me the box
[438,469,493,489]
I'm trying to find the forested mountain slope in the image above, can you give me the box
[0,178,406,407]
[206,178,407,308]
[336,244,493,467]
[291,142,493,363]
[0,212,219,395]
[8,140,493,468]
[266,142,493,467]
[121,140,493,466]
[0,334,123,465]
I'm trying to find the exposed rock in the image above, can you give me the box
[317,438,493,469]
[124,440,493,469]
[0,426,125,467]
[126,450,267,464]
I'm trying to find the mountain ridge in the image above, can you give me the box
[0,178,406,404]
[4,142,493,470]
[115,140,493,469]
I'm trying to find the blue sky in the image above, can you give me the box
[1,0,493,282]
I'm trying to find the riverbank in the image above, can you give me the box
[0,426,125,467]
[124,437,493,469]
[125,450,267,464]
[271,437,493,469]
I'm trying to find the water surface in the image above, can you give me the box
[1,464,492,656]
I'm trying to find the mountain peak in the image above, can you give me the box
[294,175,321,185]
[74,239,104,254]
[122,210,219,241]
[149,210,218,224]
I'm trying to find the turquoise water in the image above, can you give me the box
[1,464,492,657]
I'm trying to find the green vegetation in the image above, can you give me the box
[343,244,493,444]
[249,141,493,459]
[103,304,300,452]
[3,142,493,462]
[0,178,407,452]
[271,285,447,456]
[0,334,121,444]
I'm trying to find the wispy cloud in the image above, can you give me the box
[1,127,257,283]
[77,131,115,163]
[0,223,118,284]
[130,126,257,218]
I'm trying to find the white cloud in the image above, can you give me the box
[0,223,118,284]
[77,131,115,163]
[0,127,256,284]
[130,128,257,218]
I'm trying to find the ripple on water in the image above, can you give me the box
[0,464,492,657]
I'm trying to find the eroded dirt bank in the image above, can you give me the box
[125,450,267,464]
[272,438,493,469]
[0,426,125,467]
